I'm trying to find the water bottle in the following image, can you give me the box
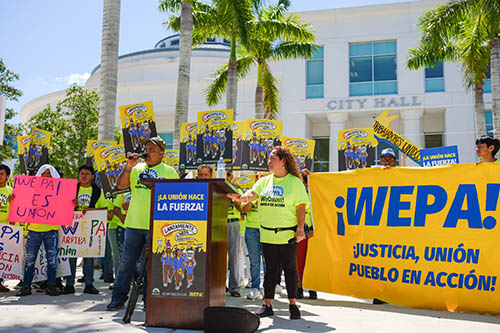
[216,156,226,178]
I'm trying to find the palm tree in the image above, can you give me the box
[159,0,194,149]
[98,0,121,141]
[169,0,253,119]
[407,6,490,136]
[205,0,316,119]
[410,0,500,135]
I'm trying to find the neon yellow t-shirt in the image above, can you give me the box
[125,162,179,230]
[0,185,12,224]
[251,173,309,244]
[244,200,261,229]
[228,187,243,220]
[110,194,127,229]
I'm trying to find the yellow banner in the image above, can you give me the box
[372,109,421,162]
[306,163,500,315]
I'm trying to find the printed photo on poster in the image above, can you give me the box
[119,101,157,156]
[231,121,245,170]
[163,149,179,170]
[17,135,31,175]
[27,128,51,174]
[282,137,315,171]
[151,220,207,298]
[338,128,378,171]
[179,122,197,170]
[238,119,282,171]
[93,144,128,198]
[196,110,233,165]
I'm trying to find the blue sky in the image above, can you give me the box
[0,0,412,123]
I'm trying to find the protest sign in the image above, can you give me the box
[236,119,282,171]
[119,101,157,156]
[17,135,31,175]
[235,171,257,191]
[231,121,245,170]
[306,163,500,315]
[179,122,198,170]
[282,136,315,171]
[27,128,51,174]
[9,175,77,225]
[372,109,421,164]
[86,140,115,167]
[163,149,179,170]
[420,146,459,167]
[338,128,378,171]
[196,110,233,165]
[32,243,71,283]
[150,182,208,298]
[0,224,23,280]
[93,144,128,198]
[58,210,108,257]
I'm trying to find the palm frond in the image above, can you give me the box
[262,62,279,119]
[272,42,315,61]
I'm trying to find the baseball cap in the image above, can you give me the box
[381,148,396,158]
[146,136,166,151]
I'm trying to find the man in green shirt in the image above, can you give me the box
[63,165,110,295]
[107,137,179,310]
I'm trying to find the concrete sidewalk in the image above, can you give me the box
[1,276,499,333]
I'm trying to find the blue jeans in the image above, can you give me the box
[67,257,95,286]
[98,230,113,279]
[111,228,149,304]
[23,230,58,287]
[245,227,262,290]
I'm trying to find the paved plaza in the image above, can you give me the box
[1,272,500,333]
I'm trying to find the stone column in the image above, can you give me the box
[328,112,349,172]
[400,109,424,166]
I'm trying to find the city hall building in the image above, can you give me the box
[20,0,493,171]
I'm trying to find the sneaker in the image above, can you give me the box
[247,288,262,300]
[0,284,10,292]
[255,304,274,318]
[14,281,23,290]
[77,277,85,283]
[16,286,31,297]
[61,286,75,294]
[83,284,99,295]
[289,304,301,320]
[45,285,60,296]
[309,290,318,300]
[106,299,126,311]
[297,287,304,299]
[103,277,114,283]
[275,284,282,294]
[230,291,241,297]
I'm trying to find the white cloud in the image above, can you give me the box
[55,72,90,85]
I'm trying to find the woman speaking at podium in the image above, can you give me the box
[229,146,308,320]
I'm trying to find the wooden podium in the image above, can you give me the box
[142,179,235,330]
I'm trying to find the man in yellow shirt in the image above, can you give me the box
[107,137,179,310]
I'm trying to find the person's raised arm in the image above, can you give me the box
[117,154,139,189]
[295,204,306,243]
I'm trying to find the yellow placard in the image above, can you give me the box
[86,140,115,158]
[282,136,315,170]
[152,220,207,254]
[235,171,257,191]
[119,101,155,129]
[163,149,179,168]
[93,144,126,172]
[17,136,31,155]
[30,128,51,146]
[338,128,378,150]
[306,163,500,315]
[372,109,420,162]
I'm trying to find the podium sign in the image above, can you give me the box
[150,182,208,298]
[145,179,232,329]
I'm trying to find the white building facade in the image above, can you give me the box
[20,0,493,171]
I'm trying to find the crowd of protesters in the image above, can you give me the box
[1,134,498,321]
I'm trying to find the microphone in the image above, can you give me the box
[128,153,148,160]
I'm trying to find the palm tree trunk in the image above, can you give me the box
[474,82,486,136]
[173,1,193,149]
[490,37,500,136]
[226,35,238,119]
[255,62,264,119]
[98,0,121,141]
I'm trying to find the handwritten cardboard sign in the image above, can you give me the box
[8,175,77,225]
[57,210,108,257]
[32,243,71,282]
[0,224,23,280]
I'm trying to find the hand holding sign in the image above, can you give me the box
[8,175,77,226]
